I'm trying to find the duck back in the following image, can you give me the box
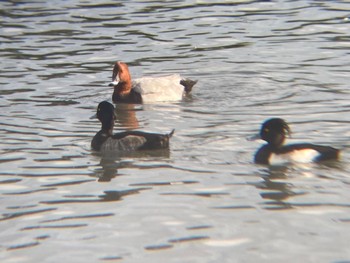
[94,130,174,152]
[100,135,147,151]
[132,74,184,102]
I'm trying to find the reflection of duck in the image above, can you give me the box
[94,158,119,182]
[258,167,297,201]
[114,103,139,129]
[93,149,171,182]
[91,101,174,152]
[108,61,197,103]
[254,167,305,209]
[251,118,340,165]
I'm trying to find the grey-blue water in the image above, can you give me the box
[1,1,350,262]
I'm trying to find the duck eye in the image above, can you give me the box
[284,128,290,136]
[264,128,269,133]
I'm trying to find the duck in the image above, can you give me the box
[251,118,340,165]
[108,61,197,103]
[91,101,174,152]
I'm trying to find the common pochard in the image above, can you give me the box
[108,61,197,103]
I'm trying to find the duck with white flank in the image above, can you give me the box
[251,118,340,165]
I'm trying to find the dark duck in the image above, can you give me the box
[91,101,174,152]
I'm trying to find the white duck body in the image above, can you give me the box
[132,74,185,102]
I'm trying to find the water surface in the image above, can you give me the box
[1,0,350,262]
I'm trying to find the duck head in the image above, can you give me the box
[96,101,117,134]
[109,61,132,96]
[259,118,291,148]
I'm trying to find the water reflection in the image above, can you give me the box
[93,157,119,182]
[114,103,140,130]
[91,148,171,182]
[253,166,306,210]
[41,187,150,204]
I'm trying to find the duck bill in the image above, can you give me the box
[247,133,261,141]
[108,80,119,87]
[108,74,120,86]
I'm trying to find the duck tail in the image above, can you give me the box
[180,79,197,93]
[168,129,175,138]
[156,129,174,149]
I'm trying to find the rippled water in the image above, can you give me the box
[1,0,350,262]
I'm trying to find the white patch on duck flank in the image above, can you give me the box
[270,149,320,165]
[100,136,147,152]
[132,74,184,102]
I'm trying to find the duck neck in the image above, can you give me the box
[268,134,285,150]
[116,81,131,95]
[113,82,132,101]
[268,142,283,151]
[101,119,114,136]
